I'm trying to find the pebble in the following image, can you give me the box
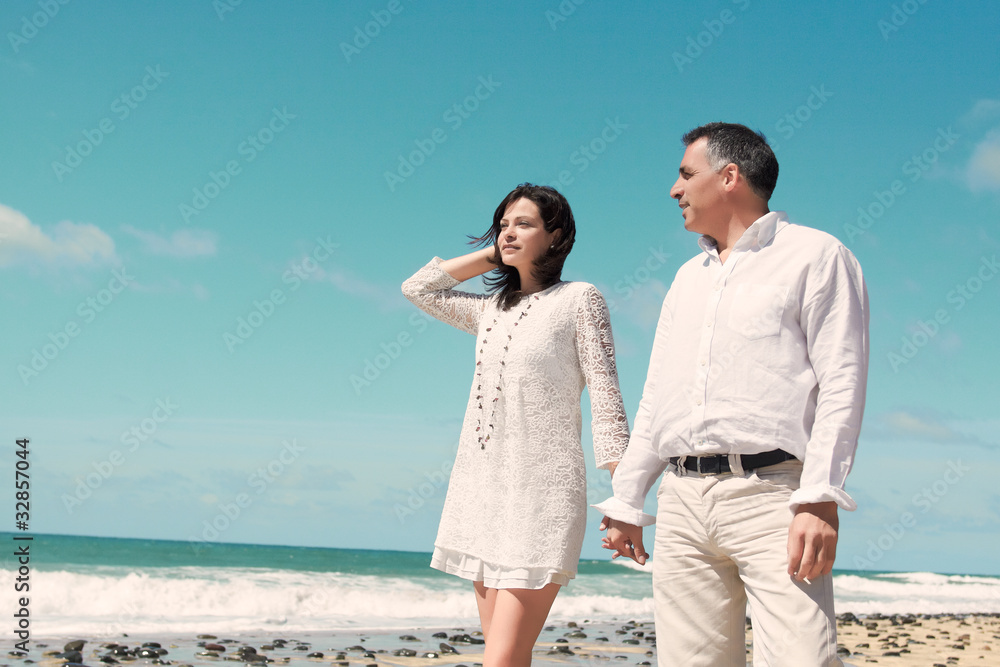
[392,649,417,657]
[438,644,458,655]
[64,641,87,652]
[399,635,419,642]
[203,645,225,653]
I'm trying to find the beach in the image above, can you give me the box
[5,535,1000,665]
[11,614,1000,667]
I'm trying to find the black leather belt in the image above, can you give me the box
[668,449,797,475]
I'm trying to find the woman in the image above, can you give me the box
[401,184,629,667]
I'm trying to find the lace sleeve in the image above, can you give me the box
[576,285,630,469]
[401,257,491,335]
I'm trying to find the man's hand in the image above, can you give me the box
[599,516,648,565]
[787,501,839,582]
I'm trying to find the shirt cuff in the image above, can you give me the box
[789,484,857,513]
[592,497,656,527]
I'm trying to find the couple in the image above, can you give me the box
[402,122,869,667]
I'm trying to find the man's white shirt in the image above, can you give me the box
[595,211,869,526]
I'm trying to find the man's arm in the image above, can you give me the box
[788,243,869,578]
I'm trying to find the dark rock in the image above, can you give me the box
[65,642,87,653]
[100,658,119,664]
[109,648,131,657]
[137,650,159,659]
[204,646,225,653]
[838,612,859,624]
[554,638,568,644]
[595,637,609,642]
[142,644,162,649]
[883,651,901,656]
[345,646,367,652]
[421,653,439,659]
[547,646,573,656]
[622,639,640,645]
[306,653,323,659]
[564,631,586,639]
[235,648,257,656]
[631,631,644,638]
[432,633,448,639]
[438,644,458,655]
[293,647,310,652]
[194,653,218,658]
[392,649,417,657]
[197,636,217,641]
[58,651,84,662]
[567,622,578,628]
[399,635,419,642]
[836,646,851,657]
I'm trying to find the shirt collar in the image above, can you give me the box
[698,211,788,260]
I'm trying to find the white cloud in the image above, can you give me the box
[965,128,1000,192]
[961,99,1000,126]
[309,264,403,311]
[0,203,117,268]
[121,224,217,258]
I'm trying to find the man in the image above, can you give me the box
[595,122,868,666]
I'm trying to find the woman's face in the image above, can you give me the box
[497,197,558,271]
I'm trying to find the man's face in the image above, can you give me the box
[669,137,725,236]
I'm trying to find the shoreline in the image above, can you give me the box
[8,614,999,667]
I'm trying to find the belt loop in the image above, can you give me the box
[728,453,745,477]
[677,455,688,477]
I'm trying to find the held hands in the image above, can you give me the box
[787,501,839,582]
[599,516,648,565]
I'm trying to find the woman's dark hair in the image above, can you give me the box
[470,183,576,311]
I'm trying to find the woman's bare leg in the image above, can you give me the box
[472,582,561,667]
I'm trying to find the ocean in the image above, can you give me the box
[4,533,999,638]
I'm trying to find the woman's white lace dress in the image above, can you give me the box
[402,258,629,589]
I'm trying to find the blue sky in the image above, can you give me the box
[2,1,999,575]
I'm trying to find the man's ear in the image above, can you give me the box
[721,163,740,192]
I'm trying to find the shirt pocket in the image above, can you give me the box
[726,283,789,340]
